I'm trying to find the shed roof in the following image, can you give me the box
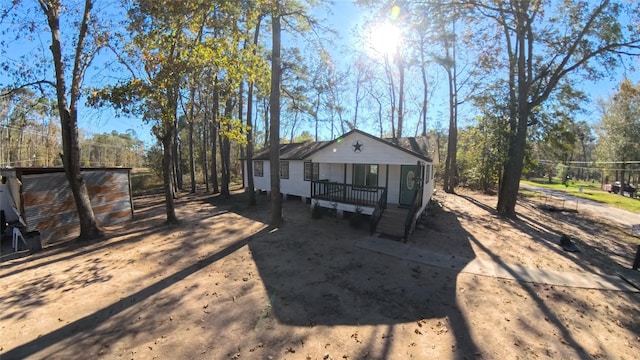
[1,167,132,179]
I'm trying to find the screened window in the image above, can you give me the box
[280,161,289,179]
[304,162,319,181]
[254,161,263,177]
[353,164,378,187]
[425,165,430,184]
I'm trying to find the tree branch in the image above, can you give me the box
[0,80,57,97]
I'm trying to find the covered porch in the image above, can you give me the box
[309,161,425,242]
[310,180,386,215]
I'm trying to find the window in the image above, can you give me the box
[254,161,263,177]
[304,162,319,181]
[425,165,430,184]
[280,161,289,179]
[353,164,378,187]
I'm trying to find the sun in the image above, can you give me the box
[367,22,402,57]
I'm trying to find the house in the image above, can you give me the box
[243,129,436,241]
[1,167,133,247]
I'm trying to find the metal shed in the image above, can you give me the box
[0,167,133,246]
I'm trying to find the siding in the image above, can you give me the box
[20,169,132,245]
[280,161,309,197]
[309,132,422,165]
[251,160,271,191]
[243,130,435,209]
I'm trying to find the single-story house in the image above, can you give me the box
[243,129,436,241]
[1,167,133,247]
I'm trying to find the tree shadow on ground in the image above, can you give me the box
[248,197,481,358]
[458,193,640,278]
[454,193,640,357]
[0,189,257,274]
[1,224,273,359]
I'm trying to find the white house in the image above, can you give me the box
[243,129,436,241]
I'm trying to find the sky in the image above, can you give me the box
[1,0,638,149]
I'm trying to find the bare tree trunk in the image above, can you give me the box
[238,78,245,192]
[162,134,178,224]
[172,119,182,193]
[211,84,220,194]
[443,65,457,193]
[497,8,529,217]
[220,97,232,197]
[442,17,458,194]
[202,102,210,192]
[245,16,262,206]
[383,55,396,139]
[41,0,102,240]
[370,92,383,138]
[420,37,428,136]
[269,3,283,226]
[263,97,270,148]
[188,87,196,194]
[397,54,404,138]
[314,93,320,141]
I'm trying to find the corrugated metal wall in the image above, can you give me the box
[20,169,133,245]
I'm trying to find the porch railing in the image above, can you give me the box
[403,184,424,242]
[369,188,387,235]
[311,180,385,207]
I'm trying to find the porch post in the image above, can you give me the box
[385,164,389,204]
[343,163,347,203]
[418,161,423,207]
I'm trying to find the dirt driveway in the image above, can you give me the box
[1,189,639,359]
[520,182,640,229]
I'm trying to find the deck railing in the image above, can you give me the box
[369,189,388,235]
[403,184,424,242]
[311,180,385,207]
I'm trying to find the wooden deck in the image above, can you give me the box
[374,206,409,239]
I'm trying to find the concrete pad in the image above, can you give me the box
[356,237,638,292]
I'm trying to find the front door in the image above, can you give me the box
[400,165,420,206]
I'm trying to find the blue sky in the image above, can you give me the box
[1,0,638,148]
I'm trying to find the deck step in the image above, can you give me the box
[375,207,409,238]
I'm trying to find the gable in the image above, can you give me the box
[307,130,431,165]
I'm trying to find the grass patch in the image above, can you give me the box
[525,177,603,190]
[521,179,640,214]
[518,188,545,198]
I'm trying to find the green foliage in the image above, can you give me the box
[521,180,640,214]
[131,168,163,196]
[595,79,640,182]
[461,0,640,215]
[144,144,164,178]
[0,90,61,167]
[461,86,510,191]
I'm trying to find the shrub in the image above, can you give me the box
[349,207,364,228]
[311,202,323,219]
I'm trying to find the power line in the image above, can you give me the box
[563,160,640,164]
[537,159,640,172]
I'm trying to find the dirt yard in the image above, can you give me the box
[1,188,639,359]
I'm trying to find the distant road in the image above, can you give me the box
[519,182,640,230]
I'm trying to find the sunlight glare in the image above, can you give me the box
[368,22,402,56]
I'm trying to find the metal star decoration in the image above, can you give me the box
[352,141,363,152]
